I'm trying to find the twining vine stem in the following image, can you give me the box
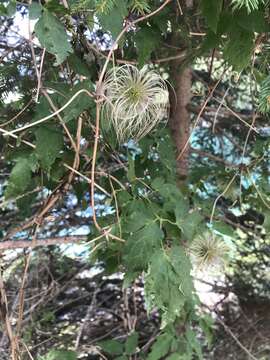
[1,0,173,233]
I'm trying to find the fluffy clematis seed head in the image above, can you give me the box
[190,232,230,270]
[102,65,169,143]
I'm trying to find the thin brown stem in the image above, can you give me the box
[91,102,102,231]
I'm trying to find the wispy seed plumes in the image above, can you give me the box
[102,65,169,143]
[190,232,230,270]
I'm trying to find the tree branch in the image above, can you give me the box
[191,147,240,168]
[169,65,192,180]
[0,236,88,250]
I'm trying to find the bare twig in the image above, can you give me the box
[0,236,88,250]
[91,0,173,230]
[191,147,240,169]
[36,48,46,101]
[41,89,78,152]
[210,173,238,223]
[1,99,33,128]
[75,287,99,350]
[90,101,102,231]
[0,275,19,359]
[3,89,94,136]
[176,70,227,161]
[213,97,259,134]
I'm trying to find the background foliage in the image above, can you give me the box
[0,0,270,359]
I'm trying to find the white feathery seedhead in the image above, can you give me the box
[102,65,169,143]
[190,232,230,270]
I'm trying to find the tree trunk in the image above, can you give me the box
[168,0,193,184]
[168,0,193,343]
[169,64,192,181]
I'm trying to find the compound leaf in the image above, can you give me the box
[124,222,164,271]
[35,125,63,171]
[35,9,72,64]
[5,158,32,199]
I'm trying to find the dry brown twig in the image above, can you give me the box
[210,173,238,224]
[0,236,87,250]
[0,4,174,358]
[0,273,19,359]
[0,1,171,249]
[1,99,33,128]
[91,0,173,231]
[176,69,227,161]
[41,89,78,152]
[1,1,173,234]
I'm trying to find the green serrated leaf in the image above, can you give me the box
[135,26,159,66]
[223,28,254,71]
[29,3,42,19]
[122,199,155,232]
[123,271,139,288]
[147,332,174,360]
[67,54,91,76]
[0,4,7,15]
[201,31,221,53]
[6,0,16,17]
[166,354,185,360]
[186,329,203,360]
[5,158,32,199]
[124,222,163,271]
[125,331,138,355]
[35,125,63,171]
[157,130,177,175]
[263,211,270,232]
[99,0,127,39]
[127,154,136,182]
[212,221,235,237]
[145,250,186,325]
[201,0,223,33]
[199,314,214,348]
[236,9,269,32]
[44,0,68,14]
[176,211,203,242]
[168,245,194,299]
[98,339,124,355]
[152,178,189,216]
[34,9,72,64]
[37,350,77,360]
[62,81,94,122]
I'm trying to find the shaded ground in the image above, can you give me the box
[0,249,269,359]
[212,300,270,360]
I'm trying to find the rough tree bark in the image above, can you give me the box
[168,0,193,183]
[169,65,192,181]
[168,0,193,341]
